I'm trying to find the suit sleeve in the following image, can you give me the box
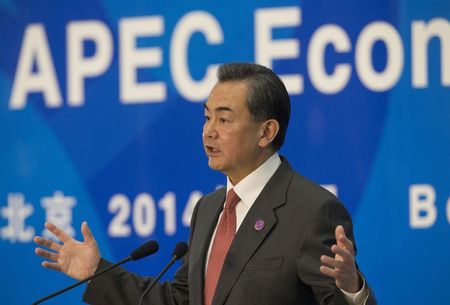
[296,199,377,305]
[82,198,202,305]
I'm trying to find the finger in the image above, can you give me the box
[81,221,95,244]
[41,261,61,272]
[337,229,354,250]
[320,255,345,270]
[335,225,346,246]
[320,265,338,279]
[35,248,59,262]
[45,222,71,243]
[33,236,62,252]
[331,244,354,262]
[335,225,354,253]
[338,235,354,254]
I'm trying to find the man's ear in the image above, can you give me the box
[258,119,280,148]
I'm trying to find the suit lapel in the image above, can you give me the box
[190,188,226,305]
[212,160,294,305]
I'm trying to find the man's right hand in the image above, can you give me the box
[33,221,101,280]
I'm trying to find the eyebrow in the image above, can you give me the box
[203,103,233,112]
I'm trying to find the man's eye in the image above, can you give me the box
[219,118,228,123]
[204,115,210,121]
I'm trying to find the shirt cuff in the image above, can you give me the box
[340,274,369,305]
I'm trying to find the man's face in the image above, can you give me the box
[203,81,265,184]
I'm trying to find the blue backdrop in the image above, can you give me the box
[0,1,449,304]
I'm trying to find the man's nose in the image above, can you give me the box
[203,121,218,138]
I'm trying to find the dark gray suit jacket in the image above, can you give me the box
[83,158,376,305]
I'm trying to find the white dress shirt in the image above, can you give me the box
[205,152,368,305]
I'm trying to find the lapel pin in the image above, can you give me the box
[254,219,265,231]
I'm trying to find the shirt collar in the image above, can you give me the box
[226,152,282,209]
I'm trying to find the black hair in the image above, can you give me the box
[217,62,291,150]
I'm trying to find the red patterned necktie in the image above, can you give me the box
[204,188,240,305]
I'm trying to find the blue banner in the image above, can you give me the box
[0,0,449,304]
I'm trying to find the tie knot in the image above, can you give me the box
[225,188,240,210]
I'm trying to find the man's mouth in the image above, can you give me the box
[206,145,220,153]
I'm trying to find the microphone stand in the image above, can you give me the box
[32,256,131,305]
[138,255,178,305]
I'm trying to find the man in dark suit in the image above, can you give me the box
[34,63,376,305]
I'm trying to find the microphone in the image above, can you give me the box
[32,240,159,305]
[138,242,188,305]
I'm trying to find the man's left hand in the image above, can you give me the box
[319,225,361,293]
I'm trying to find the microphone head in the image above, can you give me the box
[130,240,159,261]
[172,242,188,260]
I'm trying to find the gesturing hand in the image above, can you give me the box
[33,221,101,280]
[319,225,361,293]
